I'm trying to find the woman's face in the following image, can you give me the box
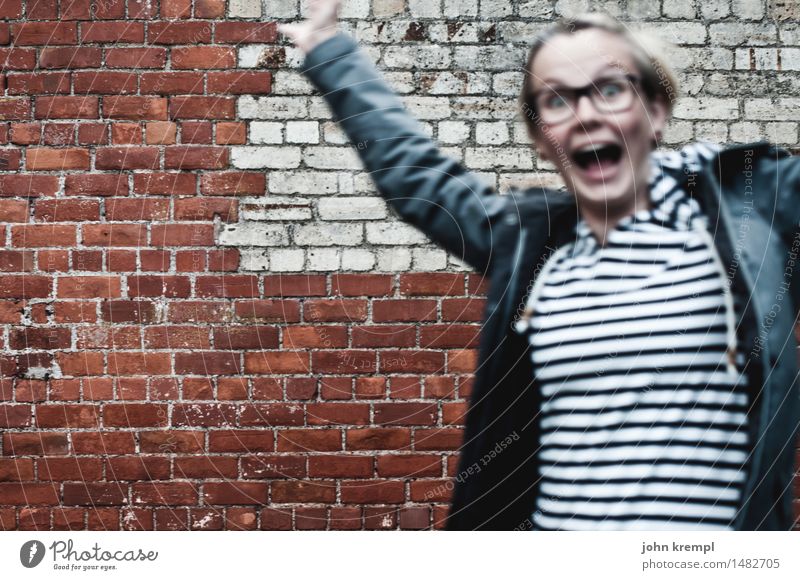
[528,29,668,213]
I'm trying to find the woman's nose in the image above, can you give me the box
[573,93,601,125]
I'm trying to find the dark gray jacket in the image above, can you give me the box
[300,32,800,530]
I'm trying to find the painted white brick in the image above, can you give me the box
[694,122,728,143]
[709,23,776,46]
[265,0,298,18]
[268,248,305,272]
[673,98,739,120]
[765,122,798,145]
[238,95,308,119]
[303,146,363,170]
[480,0,512,17]
[238,45,270,69]
[780,48,800,70]
[779,23,800,45]
[269,171,339,195]
[286,121,319,143]
[465,147,534,170]
[307,248,341,271]
[517,0,554,18]
[496,21,550,43]
[626,0,660,18]
[662,0,697,18]
[729,122,762,143]
[374,0,405,18]
[418,72,491,95]
[640,22,707,45]
[732,0,764,19]
[443,0,479,17]
[745,99,800,121]
[250,121,283,144]
[293,223,363,246]
[438,121,471,144]
[662,120,694,144]
[735,48,779,70]
[401,96,451,120]
[383,46,452,69]
[451,97,518,120]
[229,0,260,18]
[271,71,314,95]
[408,0,442,17]
[231,146,302,169]
[366,222,430,245]
[492,71,525,96]
[240,249,269,271]
[318,197,388,220]
[377,248,413,271]
[219,223,289,246]
[699,0,730,19]
[476,122,509,145]
[240,196,313,221]
[412,248,448,270]
[342,248,376,270]
[453,46,525,71]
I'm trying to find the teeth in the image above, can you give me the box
[576,144,611,154]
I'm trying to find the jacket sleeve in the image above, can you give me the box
[299,32,510,274]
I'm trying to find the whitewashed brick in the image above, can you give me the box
[377,248,413,271]
[238,45,270,69]
[453,46,525,71]
[366,222,430,245]
[517,0,554,18]
[342,248,376,270]
[438,121,471,144]
[765,122,798,145]
[476,122,509,145]
[779,23,800,45]
[735,48,779,70]
[304,146,363,170]
[219,223,289,246]
[492,71,525,96]
[694,122,728,143]
[269,171,339,195]
[268,248,305,271]
[419,72,491,95]
[318,197,388,220]
[709,23,776,46]
[293,223,363,246]
[374,0,405,18]
[480,0,512,17]
[286,121,319,143]
[627,0,660,18]
[732,0,764,19]
[451,97,518,120]
[231,146,302,169]
[250,121,283,144]
[401,96,451,120]
[408,0,442,17]
[662,120,694,144]
[240,197,313,221]
[673,98,739,120]
[729,122,762,143]
[240,249,269,271]
[444,0,479,17]
[745,99,800,121]
[780,48,800,70]
[265,0,298,18]
[496,21,550,43]
[465,147,534,170]
[229,0,260,18]
[383,46,451,69]
[662,0,697,18]
[307,248,341,270]
[238,95,308,119]
[640,22,707,45]
[699,0,730,19]
[412,248,448,270]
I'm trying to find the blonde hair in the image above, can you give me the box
[519,12,680,143]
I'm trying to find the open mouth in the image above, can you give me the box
[571,143,623,179]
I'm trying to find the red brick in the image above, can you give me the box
[3,432,69,455]
[271,480,336,503]
[102,403,168,427]
[171,47,235,69]
[203,482,267,505]
[131,482,198,505]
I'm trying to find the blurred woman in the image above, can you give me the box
[281,1,800,530]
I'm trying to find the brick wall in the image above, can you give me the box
[0,0,798,530]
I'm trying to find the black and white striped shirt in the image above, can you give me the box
[513,142,750,530]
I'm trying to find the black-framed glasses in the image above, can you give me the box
[530,74,641,125]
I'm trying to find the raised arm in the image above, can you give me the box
[280,0,510,274]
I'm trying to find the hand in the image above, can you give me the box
[278,0,342,55]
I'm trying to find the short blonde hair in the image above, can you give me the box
[519,12,680,141]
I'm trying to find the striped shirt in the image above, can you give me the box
[513,141,750,531]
